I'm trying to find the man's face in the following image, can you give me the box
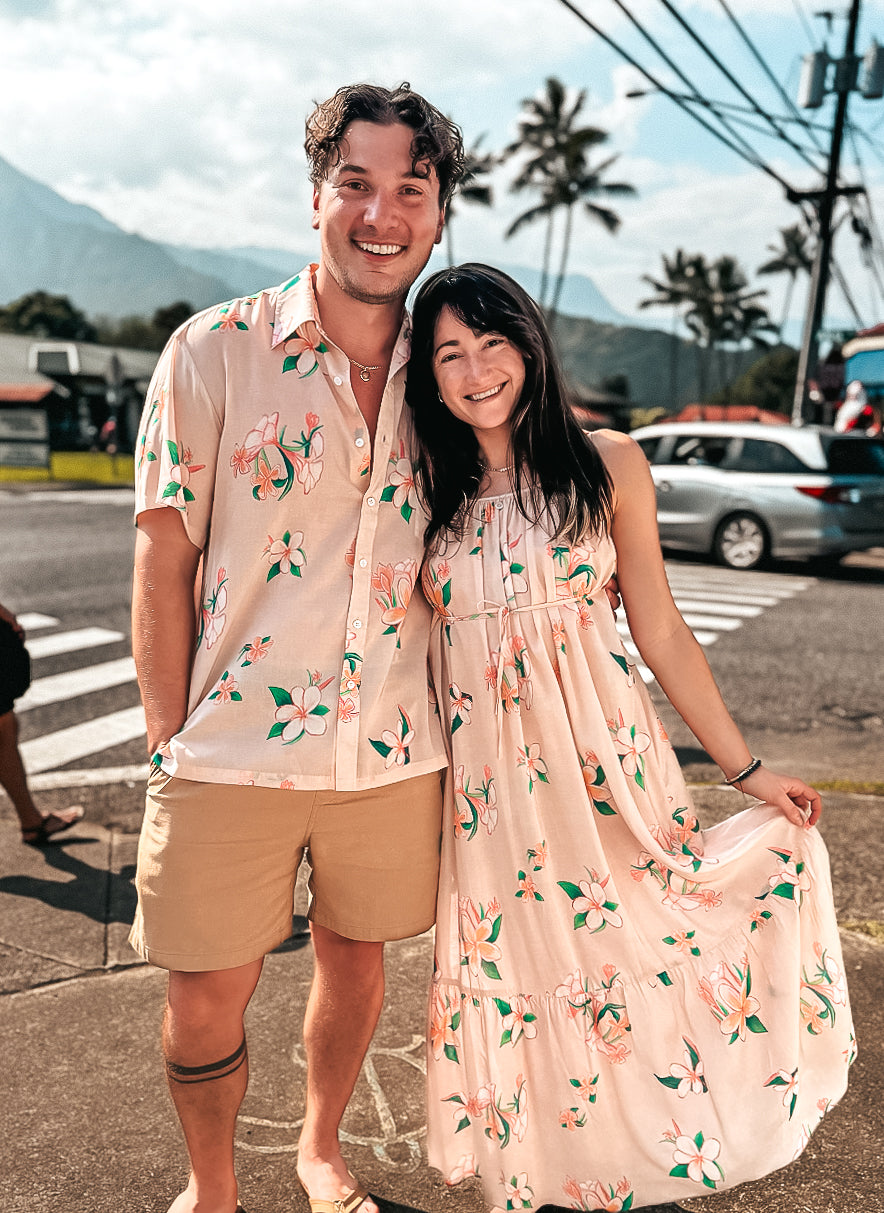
[312,120,445,307]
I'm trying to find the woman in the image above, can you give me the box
[406,265,853,1213]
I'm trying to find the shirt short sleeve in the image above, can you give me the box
[134,327,222,550]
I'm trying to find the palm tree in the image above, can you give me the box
[504,77,634,316]
[681,255,775,398]
[445,137,497,267]
[638,249,705,407]
[757,224,813,339]
[547,147,635,321]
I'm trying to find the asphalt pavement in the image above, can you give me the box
[0,743,882,1213]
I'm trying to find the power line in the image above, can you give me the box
[553,0,801,197]
[713,0,827,156]
[790,0,819,49]
[602,0,784,174]
[654,0,827,175]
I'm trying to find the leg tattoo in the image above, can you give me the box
[166,1036,248,1085]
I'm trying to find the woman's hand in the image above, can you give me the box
[735,765,822,828]
[603,574,621,614]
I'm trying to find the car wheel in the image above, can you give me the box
[713,513,768,570]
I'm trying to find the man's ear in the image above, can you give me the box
[311,187,321,231]
[434,205,446,246]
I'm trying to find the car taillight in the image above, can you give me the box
[795,485,857,504]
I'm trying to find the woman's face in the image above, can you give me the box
[431,305,526,445]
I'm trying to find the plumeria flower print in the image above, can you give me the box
[282,332,327,377]
[670,1130,724,1188]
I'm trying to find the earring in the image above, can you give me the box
[437,390,445,404]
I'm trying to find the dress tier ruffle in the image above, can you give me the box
[423,494,854,1213]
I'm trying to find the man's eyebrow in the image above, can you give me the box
[334,162,429,181]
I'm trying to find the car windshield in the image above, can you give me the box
[824,438,884,475]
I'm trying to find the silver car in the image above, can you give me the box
[629,422,884,569]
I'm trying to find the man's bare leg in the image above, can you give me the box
[296,924,384,1213]
[163,958,263,1213]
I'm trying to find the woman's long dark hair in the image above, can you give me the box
[406,263,614,546]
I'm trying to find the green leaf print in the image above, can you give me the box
[610,652,630,677]
[268,686,293,708]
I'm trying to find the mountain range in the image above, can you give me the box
[0,152,762,406]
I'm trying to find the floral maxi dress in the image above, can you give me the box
[423,495,854,1213]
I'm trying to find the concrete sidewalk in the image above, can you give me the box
[0,780,881,1213]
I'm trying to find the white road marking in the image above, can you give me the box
[20,706,146,775]
[25,764,148,791]
[619,565,816,687]
[17,612,60,631]
[17,657,137,712]
[672,598,763,618]
[27,627,125,659]
[680,612,743,631]
[4,489,135,505]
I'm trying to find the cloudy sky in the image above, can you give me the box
[3,0,884,328]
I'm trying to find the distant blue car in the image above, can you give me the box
[629,422,884,569]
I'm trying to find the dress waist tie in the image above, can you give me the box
[443,593,592,761]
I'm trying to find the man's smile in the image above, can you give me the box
[354,240,406,256]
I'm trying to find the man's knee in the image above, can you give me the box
[166,959,263,1029]
[310,923,384,978]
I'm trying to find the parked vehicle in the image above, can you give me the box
[629,422,884,570]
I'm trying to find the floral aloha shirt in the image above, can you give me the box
[134,264,445,791]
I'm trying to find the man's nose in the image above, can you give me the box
[362,190,398,228]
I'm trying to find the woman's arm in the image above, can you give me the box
[593,429,820,828]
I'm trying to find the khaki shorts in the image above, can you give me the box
[129,769,443,971]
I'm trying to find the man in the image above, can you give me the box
[131,83,465,1213]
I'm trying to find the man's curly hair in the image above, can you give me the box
[305,82,465,208]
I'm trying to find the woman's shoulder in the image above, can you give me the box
[585,428,649,479]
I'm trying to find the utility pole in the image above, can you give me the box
[790,0,858,426]
[791,0,862,424]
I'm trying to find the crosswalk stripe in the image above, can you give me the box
[27,627,125,659]
[670,589,780,606]
[17,657,137,712]
[20,706,146,775]
[668,575,812,596]
[17,612,60,631]
[672,598,763,619]
[679,612,743,631]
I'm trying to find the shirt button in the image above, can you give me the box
[355,437,365,448]
[334,375,343,386]
[366,496,376,507]
[353,619,363,629]
[359,558,368,568]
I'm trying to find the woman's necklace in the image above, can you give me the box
[483,460,514,474]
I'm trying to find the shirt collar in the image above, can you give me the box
[270,262,412,371]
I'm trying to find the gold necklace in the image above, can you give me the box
[484,460,514,473]
[348,356,381,383]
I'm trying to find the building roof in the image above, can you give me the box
[0,332,158,396]
[668,403,790,425]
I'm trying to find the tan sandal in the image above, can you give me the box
[299,1180,370,1213]
[21,806,84,846]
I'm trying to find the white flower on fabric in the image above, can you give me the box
[275,685,327,743]
[672,1132,722,1184]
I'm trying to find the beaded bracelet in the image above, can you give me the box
[724,757,762,785]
